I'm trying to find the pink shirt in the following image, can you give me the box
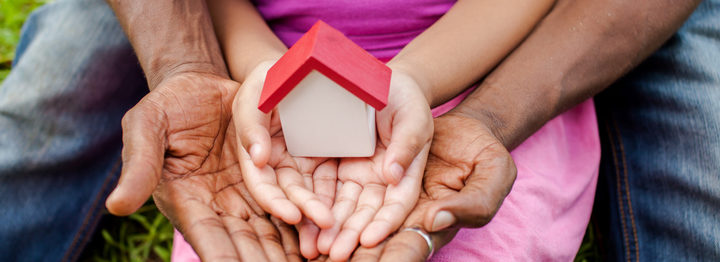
[173,1,600,260]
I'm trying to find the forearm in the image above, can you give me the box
[206,0,287,82]
[388,0,555,106]
[107,0,227,89]
[451,0,700,149]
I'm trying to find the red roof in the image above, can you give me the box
[258,20,391,113]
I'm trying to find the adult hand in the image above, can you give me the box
[105,72,301,261]
[350,113,517,261]
[316,71,433,261]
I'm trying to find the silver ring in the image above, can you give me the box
[402,227,434,259]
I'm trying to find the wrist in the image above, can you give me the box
[387,61,434,105]
[147,60,228,91]
[442,109,507,146]
[237,56,282,82]
[446,78,554,150]
[108,0,229,90]
[444,80,514,148]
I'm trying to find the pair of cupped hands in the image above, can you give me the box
[106,61,516,261]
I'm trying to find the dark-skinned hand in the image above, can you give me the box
[105,72,302,262]
[348,113,517,261]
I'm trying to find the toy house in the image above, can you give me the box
[258,20,391,157]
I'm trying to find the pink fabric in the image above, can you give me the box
[430,99,599,262]
[172,0,600,261]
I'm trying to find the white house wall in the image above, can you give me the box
[277,70,376,157]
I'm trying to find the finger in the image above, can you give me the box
[107,105,166,215]
[423,151,516,231]
[277,167,334,228]
[359,188,415,247]
[298,159,336,259]
[361,145,427,246]
[248,215,289,262]
[313,159,339,207]
[219,215,269,262]
[377,230,429,262]
[329,184,385,261]
[233,77,272,167]
[271,216,303,262]
[239,148,302,224]
[309,255,330,262]
[297,218,321,259]
[350,240,385,262]
[382,110,432,185]
[318,182,362,254]
[379,228,459,262]
[172,198,242,261]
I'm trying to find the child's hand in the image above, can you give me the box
[317,71,434,261]
[232,62,337,243]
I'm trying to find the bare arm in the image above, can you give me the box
[206,0,287,82]
[389,0,556,106]
[106,0,228,89]
[105,1,304,261]
[451,0,701,149]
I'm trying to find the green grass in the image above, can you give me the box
[79,201,173,262]
[0,1,600,261]
[0,0,48,77]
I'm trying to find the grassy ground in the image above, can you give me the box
[1,1,599,261]
[78,201,173,262]
[0,0,48,78]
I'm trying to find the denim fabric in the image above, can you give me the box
[595,0,720,261]
[0,0,145,261]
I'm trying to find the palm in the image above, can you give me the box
[344,114,517,262]
[393,113,516,255]
[155,124,289,261]
[314,71,432,261]
[232,63,341,259]
[238,115,337,226]
[422,113,515,227]
[111,72,301,261]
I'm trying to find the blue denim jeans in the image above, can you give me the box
[594,0,720,261]
[0,0,145,261]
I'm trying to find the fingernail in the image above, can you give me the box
[390,163,404,184]
[431,211,456,231]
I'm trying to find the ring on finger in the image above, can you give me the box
[402,227,434,259]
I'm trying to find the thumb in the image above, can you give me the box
[422,180,512,232]
[232,79,272,167]
[376,227,458,262]
[382,110,432,185]
[422,192,494,232]
[423,146,516,231]
[106,105,167,216]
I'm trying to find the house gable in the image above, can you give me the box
[258,20,391,113]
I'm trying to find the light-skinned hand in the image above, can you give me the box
[316,71,433,261]
[233,61,339,259]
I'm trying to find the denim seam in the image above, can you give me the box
[605,119,631,262]
[613,118,640,261]
[61,158,122,262]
